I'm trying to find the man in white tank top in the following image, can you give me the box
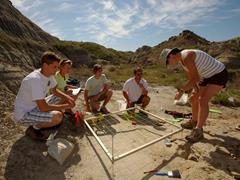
[160,48,228,143]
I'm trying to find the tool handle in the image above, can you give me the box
[155,172,168,176]
[143,169,158,174]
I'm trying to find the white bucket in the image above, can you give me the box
[117,100,127,111]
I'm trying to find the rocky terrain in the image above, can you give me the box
[0,0,240,179]
[132,30,240,68]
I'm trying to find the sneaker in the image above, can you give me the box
[181,119,197,129]
[25,126,48,141]
[100,106,110,114]
[185,128,204,143]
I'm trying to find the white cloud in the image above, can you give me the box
[11,0,44,12]
[10,0,26,9]
[229,8,240,14]
[55,2,74,12]
[99,0,115,10]
[12,0,227,48]
[147,0,157,6]
[73,0,224,45]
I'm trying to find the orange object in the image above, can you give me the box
[74,111,81,126]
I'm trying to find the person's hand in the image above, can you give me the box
[175,90,183,100]
[127,101,133,108]
[139,83,145,89]
[64,102,75,109]
[65,95,75,106]
[85,104,91,112]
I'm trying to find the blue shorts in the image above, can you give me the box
[18,95,61,126]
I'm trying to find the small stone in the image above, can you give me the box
[188,155,198,162]
[42,151,48,157]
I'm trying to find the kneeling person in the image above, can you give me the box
[84,64,112,114]
[123,67,150,110]
[14,52,75,140]
[55,59,80,115]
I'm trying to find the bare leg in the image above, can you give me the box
[102,90,113,107]
[35,111,63,129]
[197,84,223,128]
[90,101,100,113]
[141,95,150,109]
[189,89,202,122]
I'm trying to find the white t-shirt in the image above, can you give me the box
[14,69,57,121]
[123,78,148,103]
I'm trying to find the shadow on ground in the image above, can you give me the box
[4,116,85,180]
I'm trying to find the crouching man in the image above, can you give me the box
[14,52,75,140]
[84,64,112,114]
[123,67,150,110]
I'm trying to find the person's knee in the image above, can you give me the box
[52,111,63,125]
[143,96,150,104]
[199,96,209,106]
[91,101,100,111]
[107,90,113,97]
[189,94,199,104]
[146,96,150,103]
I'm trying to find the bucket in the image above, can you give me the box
[117,100,127,111]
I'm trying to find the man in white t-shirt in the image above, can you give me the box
[14,52,75,140]
[123,67,150,110]
[84,64,112,114]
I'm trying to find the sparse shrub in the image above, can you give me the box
[211,91,230,106]
[108,66,116,72]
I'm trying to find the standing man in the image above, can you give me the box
[14,52,75,140]
[123,67,150,110]
[84,64,112,114]
[160,48,228,143]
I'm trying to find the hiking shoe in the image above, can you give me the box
[25,126,48,141]
[100,106,110,114]
[185,128,204,143]
[181,119,197,129]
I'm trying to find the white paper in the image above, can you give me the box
[72,88,81,96]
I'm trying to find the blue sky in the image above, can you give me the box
[11,0,240,51]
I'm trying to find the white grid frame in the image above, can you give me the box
[84,107,183,163]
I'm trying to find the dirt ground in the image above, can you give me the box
[0,86,240,180]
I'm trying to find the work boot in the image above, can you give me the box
[181,119,197,129]
[185,128,204,143]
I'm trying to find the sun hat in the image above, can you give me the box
[160,48,180,65]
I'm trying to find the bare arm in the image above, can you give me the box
[138,83,148,95]
[84,89,90,112]
[51,86,75,105]
[180,51,200,92]
[36,99,73,112]
[123,91,130,104]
